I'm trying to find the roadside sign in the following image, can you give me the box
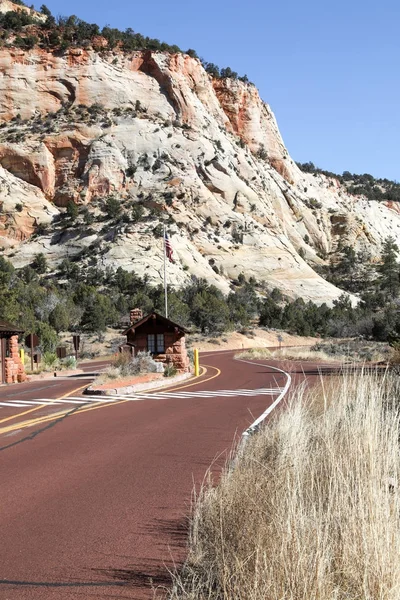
[56,347,67,359]
[25,334,39,348]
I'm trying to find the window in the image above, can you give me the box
[156,334,165,353]
[147,333,165,354]
[147,334,155,353]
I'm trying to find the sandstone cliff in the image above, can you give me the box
[0,37,398,304]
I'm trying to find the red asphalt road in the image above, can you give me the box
[0,360,111,422]
[0,351,317,600]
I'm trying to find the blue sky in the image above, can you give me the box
[37,0,399,180]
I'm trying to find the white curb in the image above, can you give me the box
[236,358,292,439]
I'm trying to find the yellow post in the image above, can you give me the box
[194,348,200,377]
[19,348,25,364]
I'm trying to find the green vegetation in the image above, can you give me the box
[317,234,400,301]
[2,231,400,351]
[202,62,251,84]
[0,4,249,83]
[297,161,400,202]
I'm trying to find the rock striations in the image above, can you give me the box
[0,13,399,304]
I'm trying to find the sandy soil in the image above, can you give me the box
[188,329,318,352]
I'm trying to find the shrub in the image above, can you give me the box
[34,223,49,236]
[42,351,58,368]
[104,196,121,219]
[36,322,58,353]
[111,351,159,377]
[129,351,159,375]
[164,363,177,377]
[31,253,47,274]
[153,223,163,238]
[66,201,78,220]
[256,144,268,160]
[62,356,77,369]
[126,165,137,177]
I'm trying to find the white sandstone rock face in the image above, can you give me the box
[0,165,59,248]
[0,46,398,304]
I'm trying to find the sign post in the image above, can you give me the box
[30,333,34,372]
[25,334,39,372]
[72,335,80,361]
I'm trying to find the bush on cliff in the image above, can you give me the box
[296,161,400,202]
[0,5,249,83]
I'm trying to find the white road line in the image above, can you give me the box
[7,400,57,406]
[150,391,279,399]
[0,401,30,407]
[98,389,284,401]
[0,397,122,408]
[63,396,123,403]
[154,388,282,397]
[36,398,89,405]
[0,386,286,411]
[65,395,108,401]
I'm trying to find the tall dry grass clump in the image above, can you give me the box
[236,346,342,362]
[168,371,400,600]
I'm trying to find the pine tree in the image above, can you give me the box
[379,236,400,298]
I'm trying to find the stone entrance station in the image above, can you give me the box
[0,320,26,384]
[122,310,190,372]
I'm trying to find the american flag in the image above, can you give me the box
[164,231,174,263]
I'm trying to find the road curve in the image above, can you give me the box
[0,350,295,599]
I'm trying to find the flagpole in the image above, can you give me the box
[163,223,168,318]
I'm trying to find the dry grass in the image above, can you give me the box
[167,371,400,600]
[92,365,121,385]
[236,346,345,362]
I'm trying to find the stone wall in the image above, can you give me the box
[4,335,26,383]
[164,332,190,372]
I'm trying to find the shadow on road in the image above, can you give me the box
[94,562,172,590]
[0,402,90,453]
[0,579,129,588]
[146,516,189,548]
[93,517,189,595]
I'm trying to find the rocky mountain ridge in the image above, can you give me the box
[0,0,399,305]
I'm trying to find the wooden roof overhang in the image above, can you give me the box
[0,320,24,337]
